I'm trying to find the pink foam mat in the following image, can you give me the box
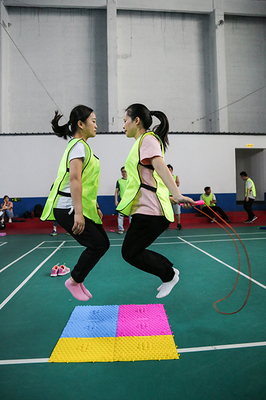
[116,303,172,337]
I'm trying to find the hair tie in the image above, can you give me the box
[150,111,154,116]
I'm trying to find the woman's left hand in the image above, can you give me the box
[72,213,85,235]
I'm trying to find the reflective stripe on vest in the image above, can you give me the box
[41,138,102,224]
[116,132,174,222]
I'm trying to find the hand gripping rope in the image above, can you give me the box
[180,200,252,315]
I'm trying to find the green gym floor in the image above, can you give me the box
[0,226,265,400]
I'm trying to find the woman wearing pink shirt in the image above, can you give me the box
[117,103,195,298]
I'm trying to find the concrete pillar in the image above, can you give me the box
[209,8,229,132]
[0,3,9,133]
[107,0,118,131]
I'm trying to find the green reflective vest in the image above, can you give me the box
[118,178,128,199]
[202,193,214,207]
[41,138,102,224]
[245,178,256,198]
[116,132,174,222]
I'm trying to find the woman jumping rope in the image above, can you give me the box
[41,105,110,301]
[117,103,195,299]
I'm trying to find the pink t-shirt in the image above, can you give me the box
[131,135,163,216]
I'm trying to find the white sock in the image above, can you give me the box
[156,268,179,298]
[157,268,179,291]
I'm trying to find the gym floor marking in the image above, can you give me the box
[178,236,266,290]
[0,241,65,310]
[1,340,266,365]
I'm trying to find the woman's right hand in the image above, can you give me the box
[175,196,196,208]
[72,213,85,235]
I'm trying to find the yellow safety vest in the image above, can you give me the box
[116,132,174,222]
[202,193,215,207]
[245,178,256,198]
[41,138,102,224]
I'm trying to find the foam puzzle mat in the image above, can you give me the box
[49,304,179,363]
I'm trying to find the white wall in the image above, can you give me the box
[1,133,265,197]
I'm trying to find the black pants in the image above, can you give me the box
[202,205,229,221]
[54,208,110,283]
[243,198,255,220]
[122,214,174,282]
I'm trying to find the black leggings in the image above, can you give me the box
[54,208,110,283]
[122,214,174,283]
[202,205,229,221]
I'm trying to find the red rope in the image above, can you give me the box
[193,204,252,315]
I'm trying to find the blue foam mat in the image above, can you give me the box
[61,305,119,338]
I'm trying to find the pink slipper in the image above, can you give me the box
[80,282,92,299]
[65,278,90,301]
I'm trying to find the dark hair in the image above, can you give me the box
[204,186,211,191]
[240,171,248,177]
[3,195,9,200]
[125,103,169,150]
[167,164,173,170]
[120,166,125,171]
[51,105,94,139]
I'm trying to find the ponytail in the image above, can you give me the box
[51,105,94,140]
[126,103,169,150]
[150,110,169,150]
[51,111,71,140]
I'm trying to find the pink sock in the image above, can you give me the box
[80,282,92,299]
[65,278,90,301]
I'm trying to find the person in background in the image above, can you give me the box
[117,103,195,299]
[240,171,257,223]
[41,105,110,300]
[115,166,131,234]
[200,187,230,223]
[167,164,182,230]
[51,220,59,236]
[0,195,14,223]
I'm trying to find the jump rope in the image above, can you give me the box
[180,200,252,315]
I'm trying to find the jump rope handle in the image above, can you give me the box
[180,200,205,206]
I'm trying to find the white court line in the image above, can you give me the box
[0,241,45,274]
[158,231,266,239]
[0,242,7,247]
[36,235,266,250]
[0,241,65,310]
[178,236,266,290]
[152,237,266,245]
[178,341,266,353]
[0,340,266,365]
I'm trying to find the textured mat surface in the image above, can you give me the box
[50,304,179,363]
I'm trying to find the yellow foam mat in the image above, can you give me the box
[49,337,116,363]
[114,335,179,362]
[49,335,179,363]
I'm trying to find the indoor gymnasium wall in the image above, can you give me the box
[116,11,212,133]
[5,7,109,133]
[225,15,266,133]
[0,1,266,216]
